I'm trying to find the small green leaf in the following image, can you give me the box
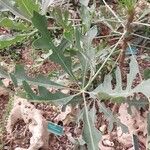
[0,34,26,49]
[53,8,70,29]
[64,27,74,42]
[0,18,28,31]
[119,0,136,12]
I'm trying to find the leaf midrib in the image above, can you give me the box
[21,0,32,17]
[0,0,30,22]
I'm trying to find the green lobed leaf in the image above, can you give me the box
[31,11,59,50]
[31,12,76,81]
[49,38,77,81]
[0,64,64,88]
[98,102,128,132]
[23,81,75,105]
[13,64,64,88]
[92,57,150,100]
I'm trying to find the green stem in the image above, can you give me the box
[83,31,127,91]
[82,92,96,150]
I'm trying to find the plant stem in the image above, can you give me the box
[102,0,125,28]
[82,92,96,150]
[83,31,127,90]
[119,9,135,78]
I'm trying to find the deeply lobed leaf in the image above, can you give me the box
[31,12,77,81]
[92,57,150,100]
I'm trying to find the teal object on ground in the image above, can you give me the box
[47,121,64,136]
[126,46,138,55]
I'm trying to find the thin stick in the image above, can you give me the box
[102,0,125,28]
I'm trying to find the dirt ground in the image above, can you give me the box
[0,49,149,149]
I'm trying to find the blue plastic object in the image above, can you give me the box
[125,46,138,55]
[47,121,64,136]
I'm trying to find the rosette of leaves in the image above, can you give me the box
[0,2,150,149]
